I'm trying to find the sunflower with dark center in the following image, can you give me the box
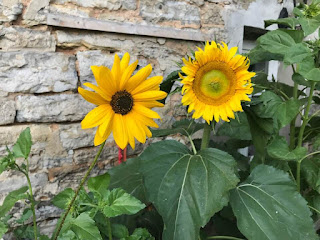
[78,53,167,149]
[180,41,255,123]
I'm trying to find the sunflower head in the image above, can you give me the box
[180,41,255,123]
[78,53,167,149]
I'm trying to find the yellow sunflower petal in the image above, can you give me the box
[126,64,153,92]
[94,121,113,146]
[81,104,111,129]
[83,82,111,101]
[133,91,167,102]
[120,60,138,90]
[99,110,114,136]
[113,114,128,149]
[78,87,107,105]
[138,101,164,108]
[133,104,161,119]
[91,66,116,96]
[120,52,130,74]
[112,54,121,90]
[131,76,163,95]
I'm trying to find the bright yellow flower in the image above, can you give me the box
[180,41,255,123]
[79,53,167,149]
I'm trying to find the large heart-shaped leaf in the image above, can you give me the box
[140,140,239,240]
[230,165,318,240]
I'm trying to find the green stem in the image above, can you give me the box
[106,218,112,240]
[296,82,316,192]
[207,236,245,240]
[289,81,298,150]
[308,205,320,215]
[25,164,37,240]
[53,141,106,240]
[201,122,212,150]
[188,134,197,155]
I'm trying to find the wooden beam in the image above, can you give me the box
[47,13,212,42]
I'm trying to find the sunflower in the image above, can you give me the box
[180,41,255,123]
[78,53,167,149]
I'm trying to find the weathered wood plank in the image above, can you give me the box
[47,13,212,41]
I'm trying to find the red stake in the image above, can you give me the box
[117,146,127,164]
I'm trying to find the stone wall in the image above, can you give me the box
[0,0,293,237]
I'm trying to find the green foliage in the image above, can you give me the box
[264,18,298,29]
[230,165,318,240]
[159,70,181,104]
[217,112,252,140]
[52,188,75,210]
[0,186,28,218]
[151,119,202,137]
[70,213,103,240]
[12,127,32,159]
[102,189,146,218]
[267,136,307,161]
[139,140,239,240]
[0,221,8,238]
[88,172,110,198]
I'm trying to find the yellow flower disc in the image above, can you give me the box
[180,41,255,123]
[78,53,167,149]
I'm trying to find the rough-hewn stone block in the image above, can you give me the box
[0,100,15,125]
[23,0,50,25]
[0,52,78,93]
[51,0,136,10]
[15,94,93,122]
[0,0,23,22]
[201,3,224,25]
[140,0,200,25]
[0,26,56,52]
[59,123,95,150]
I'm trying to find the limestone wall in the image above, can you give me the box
[0,0,294,236]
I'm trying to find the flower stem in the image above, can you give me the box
[296,82,316,192]
[289,81,298,150]
[207,236,245,240]
[106,218,112,240]
[201,122,212,150]
[25,160,37,240]
[53,141,106,240]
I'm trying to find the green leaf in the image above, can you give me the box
[109,158,147,203]
[140,140,239,240]
[57,230,77,240]
[0,221,8,238]
[280,29,304,43]
[52,188,75,210]
[217,112,251,140]
[257,29,296,55]
[0,186,28,218]
[230,165,318,240]
[244,107,273,165]
[253,91,301,129]
[151,119,203,138]
[16,208,32,224]
[71,213,102,240]
[292,72,312,87]
[159,70,180,104]
[0,157,9,175]
[264,18,298,29]
[297,56,316,78]
[88,172,110,198]
[103,189,145,218]
[284,43,313,65]
[301,157,320,193]
[130,228,154,240]
[12,127,32,159]
[305,68,320,81]
[267,136,307,161]
[112,224,129,238]
[248,45,283,65]
[299,17,320,36]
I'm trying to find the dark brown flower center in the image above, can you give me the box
[110,90,133,115]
